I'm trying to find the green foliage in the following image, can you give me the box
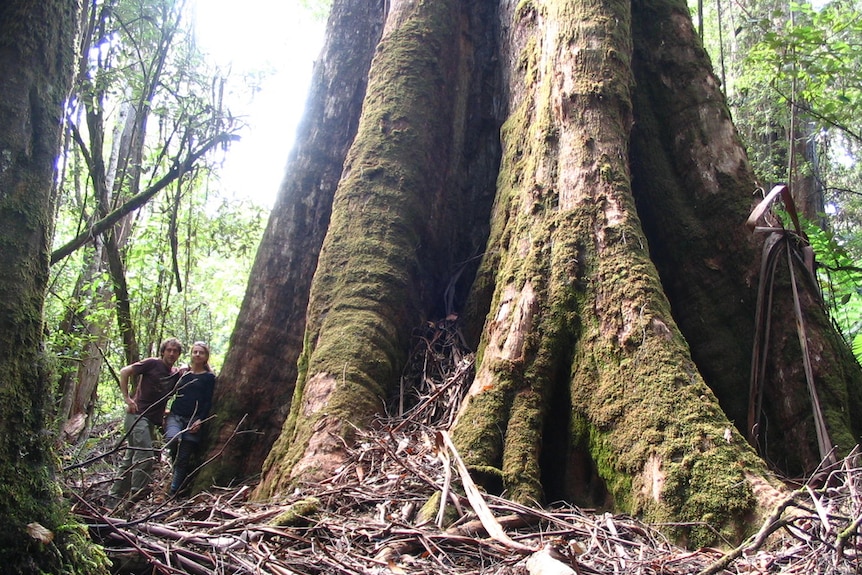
[745,2,862,133]
[46,0,267,422]
[694,0,862,362]
[299,0,333,21]
[124,192,265,367]
[802,216,862,353]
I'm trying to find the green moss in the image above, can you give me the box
[590,429,634,509]
[270,497,320,527]
[417,491,462,526]
[503,388,545,502]
[515,0,538,21]
[260,0,473,492]
[451,367,515,471]
[659,450,755,546]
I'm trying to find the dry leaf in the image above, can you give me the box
[27,522,54,544]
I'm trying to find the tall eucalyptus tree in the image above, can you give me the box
[205,0,862,546]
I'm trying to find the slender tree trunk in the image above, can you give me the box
[0,1,106,571]
[57,240,112,442]
[58,103,140,442]
[790,118,824,226]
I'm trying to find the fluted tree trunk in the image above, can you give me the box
[254,0,495,495]
[206,0,862,546]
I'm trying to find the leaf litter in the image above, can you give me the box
[66,318,861,574]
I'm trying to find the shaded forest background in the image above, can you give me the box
[48,0,862,449]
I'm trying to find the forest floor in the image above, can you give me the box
[66,416,862,575]
[65,322,861,574]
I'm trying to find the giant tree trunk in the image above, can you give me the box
[253,0,502,497]
[194,0,389,488]
[211,0,862,546]
[0,1,106,572]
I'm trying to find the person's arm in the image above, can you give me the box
[119,364,139,413]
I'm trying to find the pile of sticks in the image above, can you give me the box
[67,319,861,574]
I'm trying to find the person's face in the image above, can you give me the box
[162,344,181,367]
[190,345,209,367]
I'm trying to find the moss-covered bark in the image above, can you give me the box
[0,1,108,572]
[452,0,779,547]
[225,0,861,549]
[628,0,862,476]
[195,0,387,490]
[255,0,493,496]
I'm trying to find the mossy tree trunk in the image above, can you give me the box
[627,0,861,477]
[0,1,107,572]
[254,0,502,496]
[211,0,861,545]
[195,0,388,488]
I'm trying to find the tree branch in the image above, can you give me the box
[50,132,238,264]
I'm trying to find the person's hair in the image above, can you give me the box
[159,337,183,355]
[191,341,213,373]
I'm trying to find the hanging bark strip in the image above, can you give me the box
[745,184,836,466]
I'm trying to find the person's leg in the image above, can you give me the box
[109,412,139,499]
[164,413,183,463]
[128,416,156,499]
[169,439,196,496]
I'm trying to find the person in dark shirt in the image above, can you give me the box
[164,341,216,496]
[109,338,182,505]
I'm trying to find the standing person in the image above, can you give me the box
[109,338,183,505]
[164,341,216,497]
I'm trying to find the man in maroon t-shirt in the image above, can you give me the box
[109,338,182,505]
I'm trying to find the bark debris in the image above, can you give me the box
[68,427,862,575]
[68,321,861,574]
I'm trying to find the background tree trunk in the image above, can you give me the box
[195,0,389,488]
[206,0,862,546]
[0,1,106,571]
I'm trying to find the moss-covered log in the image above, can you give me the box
[0,1,108,572]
